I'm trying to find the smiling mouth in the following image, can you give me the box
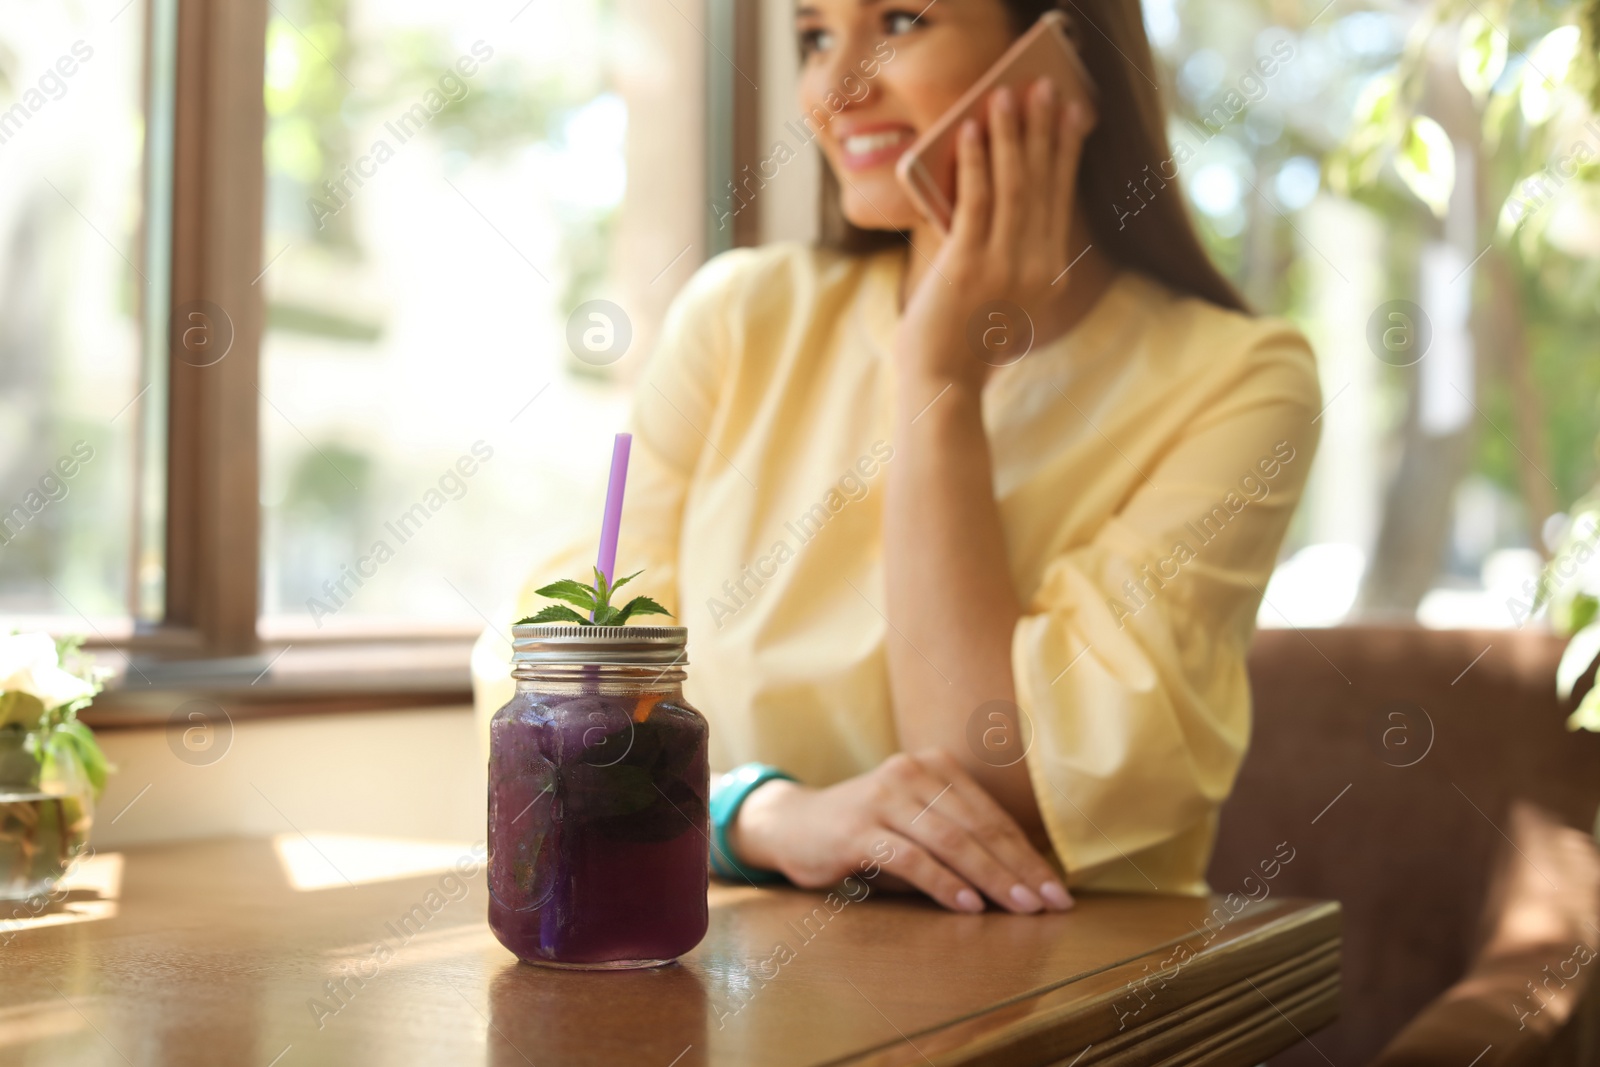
[837,127,915,170]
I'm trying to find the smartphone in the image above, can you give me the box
[894,10,1097,233]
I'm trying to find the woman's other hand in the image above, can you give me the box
[895,78,1094,389]
[726,748,1073,914]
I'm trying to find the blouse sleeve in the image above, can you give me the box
[1012,328,1321,893]
[470,252,746,734]
[607,249,749,617]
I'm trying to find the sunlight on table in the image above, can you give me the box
[0,850,121,939]
[271,832,483,892]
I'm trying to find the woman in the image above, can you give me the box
[475,0,1320,915]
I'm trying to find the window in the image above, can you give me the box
[257,0,634,634]
[0,3,148,630]
[256,0,708,643]
[1,0,714,711]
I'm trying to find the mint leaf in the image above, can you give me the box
[518,605,591,626]
[614,596,671,624]
[608,570,643,596]
[533,579,598,611]
[524,567,669,627]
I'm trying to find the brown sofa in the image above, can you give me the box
[1213,625,1600,1066]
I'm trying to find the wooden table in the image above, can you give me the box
[0,837,1338,1066]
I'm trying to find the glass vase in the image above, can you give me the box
[0,728,94,903]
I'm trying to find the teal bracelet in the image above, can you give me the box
[709,763,795,884]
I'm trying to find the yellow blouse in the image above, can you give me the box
[473,241,1321,895]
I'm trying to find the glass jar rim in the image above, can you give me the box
[510,623,688,667]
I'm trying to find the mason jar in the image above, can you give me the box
[487,624,709,969]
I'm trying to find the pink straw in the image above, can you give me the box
[595,433,632,591]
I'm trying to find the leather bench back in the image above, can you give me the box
[1211,626,1600,1066]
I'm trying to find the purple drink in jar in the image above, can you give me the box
[489,624,709,968]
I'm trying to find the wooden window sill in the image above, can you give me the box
[79,635,477,730]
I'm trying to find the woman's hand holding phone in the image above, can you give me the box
[894,78,1092,391]
[728,748,1073,914]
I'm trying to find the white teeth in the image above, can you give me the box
[842,129,910,157]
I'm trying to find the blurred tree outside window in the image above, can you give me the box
[0,3,145,628]
[257,0,702,635]
[1141,0,1600,628]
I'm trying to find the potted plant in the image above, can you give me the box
[0,633,111,901]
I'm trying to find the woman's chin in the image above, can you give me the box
[840,192,919,234]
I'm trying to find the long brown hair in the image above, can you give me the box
[818,0,1248,313]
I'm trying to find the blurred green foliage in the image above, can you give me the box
[284,442,372,520]
[264,0,357,247]
[1161,0,1599,517]
[262,0,618,314]
[1327,0,1600,510]
[258,1,625,611]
